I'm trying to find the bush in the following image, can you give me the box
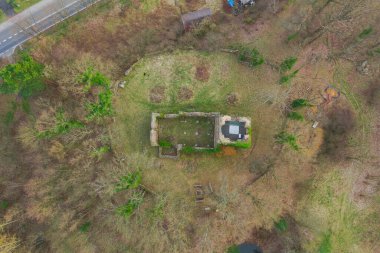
[318,231,332,253]
[0,53,44,98]
[358,27,373,40]
[243,16,254,24]
[147,195,166,222]
[116,191,144,219]
[80,67,110,92]
[0,200,9,210]
[79,222,91,233]
[279,70,299,84]
[86,89,113,120]
[227,245,239,253]
[275,132,299,150]
[233,45,264,67]
[280,57,297,73]
[287,111,304,121]
[192,19,216,39]
[91,146,111,160]
[37,109,84,139]
[115,171,142,192]
[158,140,172,147]
[291,98,312,108]
[286,32,299,42]
[274,218,288,232]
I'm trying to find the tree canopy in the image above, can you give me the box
[0,53,44,98]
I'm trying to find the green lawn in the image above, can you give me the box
[158,116,215,148]
[7,0,41,13]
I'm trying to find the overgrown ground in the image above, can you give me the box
[0,0,380,252]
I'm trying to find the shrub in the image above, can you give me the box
[182,146,196,153]
[275,132,299,150]
[287,111,304,121]
[192,18,216,39]
[37,109,84,139]
[86,89,113,120]
[274,218,288,232]
[147,195,166,222]
[91,146,111,160]
[115,171,142,192]
[0,53,44,98]
[286,32,299,42]
[280,56,297,73]
[233,45,264,67]
[158,140,172,147]
[291,98,312,108]
[358,27,373,40]
[79,222,91,233]
[116,191,144,219]
[3,101,17,126]
[279,70,299,84]
[318,231,332,253]
[227,245,239,253]
[0,200,9,210]
[80,67,110,92]
[243,16,254,24]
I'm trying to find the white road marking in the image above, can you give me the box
[2,40,6,42]
[14,33,18,36]
[8,36,12,39]
[1,0,103,57]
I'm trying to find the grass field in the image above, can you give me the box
[112,50,285,157]
[158,116,215,148]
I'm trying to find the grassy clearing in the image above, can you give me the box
[158,117,215,148]
[110,50,288,251]
[112,50,284,155]
[295,168,378,253]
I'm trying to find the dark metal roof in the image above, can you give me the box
[181,8,212,26]
[221,121,247,141]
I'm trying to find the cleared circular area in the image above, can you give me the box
[111,50,288,252]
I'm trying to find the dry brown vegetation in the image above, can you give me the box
[0,0,380,252]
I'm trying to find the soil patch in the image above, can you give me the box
[250,216,302,252]
[177,86,193,101]
[363,79,380,107]
[150,86,166,103]
[195,65,209,82]
[221,146,237,156]
[320,105,355,160]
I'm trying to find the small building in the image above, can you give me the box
[150,112,251,158]
[181,8,212,30]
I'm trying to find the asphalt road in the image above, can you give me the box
[0,0,102,57]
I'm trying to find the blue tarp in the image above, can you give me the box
[227,0,235,7]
